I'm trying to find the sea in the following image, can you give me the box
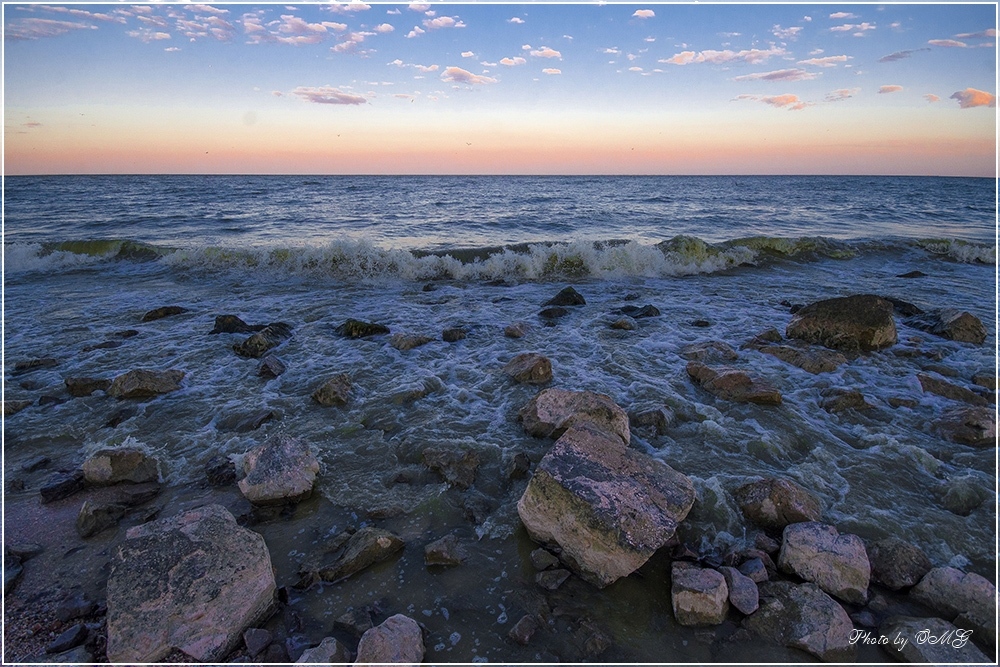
[3,174,997,662]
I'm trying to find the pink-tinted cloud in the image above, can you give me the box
[441,66,496,85]
[825,87,859,102]
[127,29,171,43]
[798,55,851,67]
[542,68,561,75]
[632,10,655,19]
[500,56,527,66]
[878,85,903,94]
[374,23,394,33]
[529,46,561,59]
[830,22,875,34]
[829,12,858,19]
[955,28,996,38]
[408,3,430,12]
[660,46,786,66]
[928,39,967,48]
[40,6,126,24]
[414,64,439,72]
[924,93,940,103]
[950,88,996,108]
[292,86,368,105]
[461,51,475,58]
[423,16,465,30]
[736,93,810,110]
[324,3,371,14]
[5,18,96,40]
[733,68,818,82]
[191,5,229,16]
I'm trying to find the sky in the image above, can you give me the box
[3,2,997,175]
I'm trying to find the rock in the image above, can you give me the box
[46,623,88,654]
[538,306,569,320]
[896,270,927,278]
[421,447,479,489]
[257,355,286,378]
[55,593,96,622]
[104,406,137,428]
[906,308,987,344]
[76,500,128,538]
[389,333,434,351]
[786,294,897,351]
[234,322,292,358]
[734,478,822,531]
[738,557,769,583]
[610,316,637,330]
[301,527,404,585]
[629,406,675,435]
[743,581,856,662]
[105,504,276,663]
[107,369,184,399]
[205,455,236,486]
[40,470,85,503]
[748,327,784,345]
[866,537,932,590]
[505,451,531,480]
[671,562,729,626]
[210,314,265,334]
[880,616,987,663]
[778,522,870,605]
[354,614,424,666]
[935,406,996,447]
[4,550,22,594]
[517,422,695,587]
[887,396,919,409]
[504,322,529,338]
[939,476,990,515]
[64,377,111,397]
[32,646,93,664]
[508,614,539,645]
[883,296,925,317]
[530,548,560,571]
[442,327,467,342]
[680,340,738,363]
[754,344,847,374]
[296,637,350,663]
[503,352,553,384]
[424,534,466,566]
[820,388,874,413]
[536,568,571,590]
[616,304,660,318]
[264,643,289,662]
[336,319,389,338]
[972,371,996,389]
[12,357,58,375]
[519,387,631,446]
[690,319,711,327]
[238,434,320,505]
[917,373,989,406]
[544,286,586,306]
[911,567,996,627]
[311,374,352,406]
[243,628,272,658]
[8,543,43,561]
[82,448,160,485]
[217,409,275,433]
[335,608,374,637]
[3,399,32,416]
[141,305,188,322]
[38,394,68,407]
[574,619,612,657]
[686,362,782,405]
[719,566,759,615]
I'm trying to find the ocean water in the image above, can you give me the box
[3,175,996,662]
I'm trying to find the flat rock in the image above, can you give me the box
[4,400,33,416]
[64,376,111,397]
[335,318,389,338]
[46,623,88,654]
[820,387,874,413]
[40,470,85,503]
[389,333,434,351]
[82,447,160,485]
[778,522,870,605]
[743,580,856,662]
[210,314,265,334]
[238,434,320,505]
[105,504,276,663]
[686,361,782,405]
[935,406,996,447]
[234,322,292,358]
[917,373,989,407]
[879,615,988,663]
[421,447,479,489]
[910,566,996,628]
[311,373,352,406]
[755,344,847,374]
[301,526,404,585]
[544,286,586,306]
[107,369,184,399]
[671,562,729,626]
[786,294,897,352]
[503,352,553,384]
[719,565,759,615]
[354,614,424,666]
[141,305,188,322]
[12,358,58,375]
[76,500,128,538]
[424,534,466,566]
[296,637,350,663]
[905,308,987,344]
[866,537,932,590]
[680,340,738,363]
[734,477,822,531]
[517,422,695,587]
[519,387,631,446]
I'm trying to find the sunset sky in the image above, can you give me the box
[3,2,997,175]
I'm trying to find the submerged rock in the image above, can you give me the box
[519,387,631,445]
[336,318,389,338]
[671,562,729,626]
[753,344,847,374]
[905,308,987,344]
[538,306,569,320]
[508,614,540,645]
[257,355,287,379]
[107,369,184,399]
[819,388,874,413]
[424,534,467,566]
[504,322,529,338]
[616,304,660,318]
[517,422,695,587]
[629,406,676,435]
[389,333,434,351]
[4,400,33,416]
[40,470,85,503]
[76,500,128,538]
[503,352,553,384]
[238,434,320,505]
[680,340,738,363]
[105,504,276,663]
[354,614,424,666]
[421,447,479,489]
[610,316,637,331]
[935,406,996,447]
[866,537,932,591]
[734,478,822,531]
[442,326,467,342]
[234,322,292,358]
[64,377,111,397]
[686,362,782,405]
[786,294,896,352]
[917,373,989,407]
[311,374,352,407]
[82,448,160,485]
[299,527,404,586]
[544,286,586,306]
[778,522,870,605]
[210,314,265,334]
[12,358,58,375]
[140,305,188,322]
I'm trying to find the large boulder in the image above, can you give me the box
[82,448,159,485]
[503,353,553,384]
[778,522,870,605]
[865,537,932,591]
[238,435,320,505]
[734,478,822,531]
[517,422,695,587]
[107,369,184,399]
[354,614,424,666]
[519,388,630,445]
[670,562,729,626]
[743,580,856,662]
[786,294,896,352]
[910,566,996,645]
[880,616,988,663]
[686,362,782,405]
[905,308,987,344]
[105,504,276,663]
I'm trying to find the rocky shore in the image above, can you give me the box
[4,289,995,664]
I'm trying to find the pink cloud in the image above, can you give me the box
[632,9,655,19]
[732,68,818,82]
[529,46,561,59]
[772,25,802,40]
[542,68,561,75]
[40,6,126,23]
[441,66,496,85]
[928,39,967,48]
[5,18,96,40]
[191,5,229,15]
[878,85,903,94]
[955,28,996,38]
[829,12,858,19]
[924,93,940,103]
[798,55,851,67]
[735,93,810,110]
[660,46,786,66]
[324,3,371,13]
[500,56,527,66]
[423,16,465,30]
[292,86,368,105]
[950,88,997,108]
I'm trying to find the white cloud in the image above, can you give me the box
[955,28,997,38]
[660,46,786,66]
[408,3,430,12]
[405,26,424,38]
[632,9,655,19]
[772,25,803,40]
[423,16,465,30]
[929,39,967,48]
[529,46,561,59]
[542,68,561,75]
[441,66,496,85]
[798,55,850,67]
[127,29,171,42]
[414,64,438,72]
[374,23,394,33]
[461,51,475,58]
[829,12,857,20]
[508,17,524,24]
[500,56,527,66]
[628,66,643,72]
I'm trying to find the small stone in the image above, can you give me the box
[896,270,927,278]
[7,543,43,561]
[536,568,571,590]
[544,286,586,306]
[39,395,68,407]
[257,355,286,379]
[719,566,759,615]
[243,628,271,658]
[887,396,919,409]
[737,557,769,583]
[335,318,389,338]
[334,608,373,637]
[820,388,873,413]
[686,362,781,405]
[786,294,897,352]
[45,623,88,654]
[508,615,539,645]
[611,316,637,330]
[506,452,531,480]
[40,470,85,503]
[906,308,987,344]
[141,306,188,322]
[851,610,877,628]
[424,534,466,566]
[264,643,289,663]
[354,614,425,665]
[311,374,352,406]
[671,562,729,626]
[866,537,932,590]
[529,548,560,571]
[940,476,990,516]
[680,340,738,362]
[234,322,293,358]
[302,526,404,585]
[76,500,128,538]
[935,405,996,447]
[442,327,467,342]
[389,333,434,351]
[55,593,96,622]
[210,314,265,334]
[504,322,529,338]
[64,377,111,397]
[296,637,350,663]
[218,409,275,433]
[690,319,712,327]
[503,353,553,384]
[107,369,184,400]
[616,304,660,318]
[519,387,631,445]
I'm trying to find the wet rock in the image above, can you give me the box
[3,399,32,416]
[311,373,352,406]
[887,396,919,409]
[20,456,50,474]
[141,305,188,322]
[671,562,729,626]
[610,316,637,330]
[442,326,467,342]
[866,537,932,590]
[517,422,695,588]
[734,477,822,531]
[4,550,22,594]
[300,527,404,586]
[530,548,560,571]
[616,304,660,318]
[264,643,289,663]
[786,294,897,352]
[46,623,88,654]
[422,447,479,489]
[64,377,111,397]
[544,286,586,306]
[935,406,996,447]
[354,614,424,666]
[335,608,374,637]
[76,500,128,538]
[574,619,612,657]
[243,628,271,658]
[629,406,675,435]
[8,543,43,561]
[538,306,569,320]
[882,296,925,317]
[210,314,265,334]
[519,387,631,445]
[504,322,529,338]
[296,637,350,663]
[55,592,96,622]
[971,371,996,390]
[686,362,782,405]
[880,616,988,663]
[680,340,738,363]
[690,318,712,327]
[896,270,927,278]
[217,409,275,433]
[107,369,185,399]
[778,522,870,605]
[737,557,769,583]
[336,318,389,338]
[205,455,236,487]
[238,434,320,505]
[503,352,553,384]
[905,308,987,344]
[39,394,68,407]
[719,565,759,615]
[754,344,847,374]
[257,355,286,379]
[743,580,856,662]
[13,357,58,375]
[106,504,276,663]
[234,322,292,358]
[389,332,434,351]
[40,470,85,503]
[424,534,466,566]
[508,614,539,645]
[82,448,160,485]
[104,406,137,428]
[536,568,571,591]
[911,566,996,633]
[939,476,990,516]
[917,373,989,407]
[820,388,874,413]
[505,451,531,480]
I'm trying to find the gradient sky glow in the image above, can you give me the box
[4,2,997,175]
